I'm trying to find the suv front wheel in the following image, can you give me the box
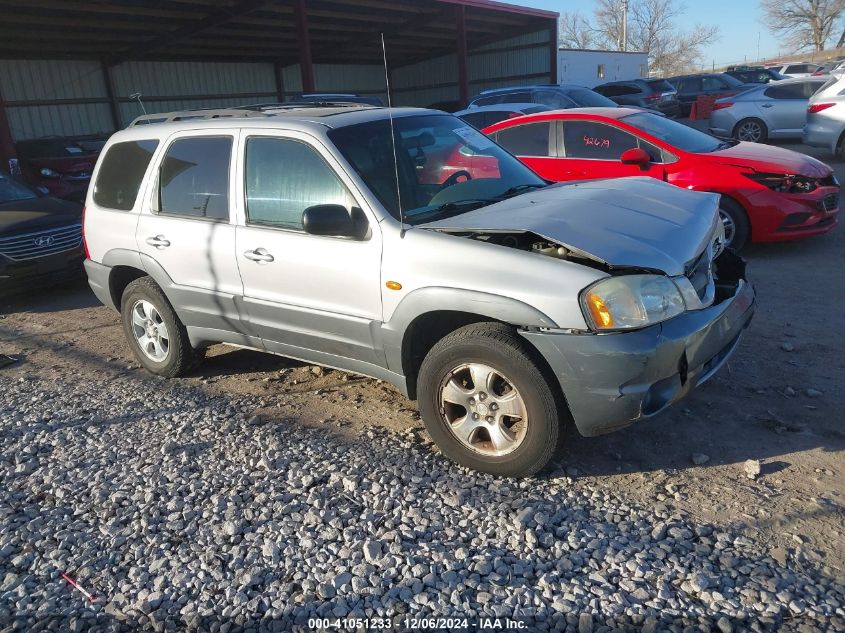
[121,277,200,377]
[417,322,562,477]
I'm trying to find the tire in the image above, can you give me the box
[417,322,562,478]
[719,197,751,251]
[733,118,768,143]
[120,276,198,377]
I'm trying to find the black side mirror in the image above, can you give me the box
[302,204,369,239]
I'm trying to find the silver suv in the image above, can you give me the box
[84,105,755,477]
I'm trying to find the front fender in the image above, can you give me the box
[380,286,557,375]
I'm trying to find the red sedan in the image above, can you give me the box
[483,108,839,249]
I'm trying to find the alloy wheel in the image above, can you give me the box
[131,299,170,362]
[439,362,528,457]
[736,121,762,142]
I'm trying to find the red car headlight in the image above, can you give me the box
[743,172,818,194]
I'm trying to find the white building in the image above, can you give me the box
[558,49,649,87]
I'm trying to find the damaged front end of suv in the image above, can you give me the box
[419,177,755,437]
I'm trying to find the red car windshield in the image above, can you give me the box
[621,112,725,153]
[329,114,544,223]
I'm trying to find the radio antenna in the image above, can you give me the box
[381,33,405,237]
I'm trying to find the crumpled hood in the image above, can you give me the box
[703,141,832,178]
[420,177,720,276]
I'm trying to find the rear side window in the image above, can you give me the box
[93,140,159,210]
[786,64,810,74]
[764,83,807,99]
[500,91,532,104]
[159,136,232,220]
[533,91,576,108]
[679,78,701,92]
[472,95,501,106]
[702,76,729,91]
[646,79,673,92]
[494,122,552,156]
[245,137,349,231]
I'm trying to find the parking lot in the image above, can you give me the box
[0,134,843,631]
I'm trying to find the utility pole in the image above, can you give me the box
[621,0,629,51]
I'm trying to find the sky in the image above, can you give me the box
[506,0,796,69]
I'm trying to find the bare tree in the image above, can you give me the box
[761,0,845,51]
[592,0,719,75]
[559,11,594,49]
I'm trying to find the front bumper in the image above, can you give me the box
[521,272,755,437]
[745,185,839,242]
[0,247,85,295]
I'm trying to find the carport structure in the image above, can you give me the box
[0,0,558,168]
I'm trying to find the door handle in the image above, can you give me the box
[243,248,274,263]
[761,103,773,108]
[145,235,170,248]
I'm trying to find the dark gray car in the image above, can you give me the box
[667,73,746,117]
[594,79,680,117]
[468,84,617,110]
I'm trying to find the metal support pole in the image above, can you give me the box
[274,61,286,103]
[0,84,17,173]
[549,23,558,84]
[621,0,628,52]
[101,61,121,131]
[456,4,469,108]
[294,0,315,93]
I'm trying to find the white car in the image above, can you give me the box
[83,105,754,477]
[803,72,845,157]
[767,62,823,78]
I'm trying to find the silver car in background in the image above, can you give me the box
[709,76,828,142]
[803,72,845,158]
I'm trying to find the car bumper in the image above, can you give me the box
[744,185,839,241]
[802,119,838,152]
[0,247,85,294]
[84,258,117,310]
[521,271,755,437]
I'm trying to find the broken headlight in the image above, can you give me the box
[743,172,818,194]
[580,275,686,331]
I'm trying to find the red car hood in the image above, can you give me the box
[702,141,831,178]
[29,156,97,175]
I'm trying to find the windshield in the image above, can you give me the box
[567,88,618,107]
[328,114,545,224]
[621,112,724,153]
[0,173,38,204]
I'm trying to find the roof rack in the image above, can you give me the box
[127,102,374,127]
[241,101,377,111]
[127,108,270,127]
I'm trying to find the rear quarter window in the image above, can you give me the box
[494,122,552,156]
[646,80,674,92]
[93,139,159,211]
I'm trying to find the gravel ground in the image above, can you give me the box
[1,367,844,632]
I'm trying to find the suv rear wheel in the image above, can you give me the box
[417,322,562,477]
[120,277,199,377]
